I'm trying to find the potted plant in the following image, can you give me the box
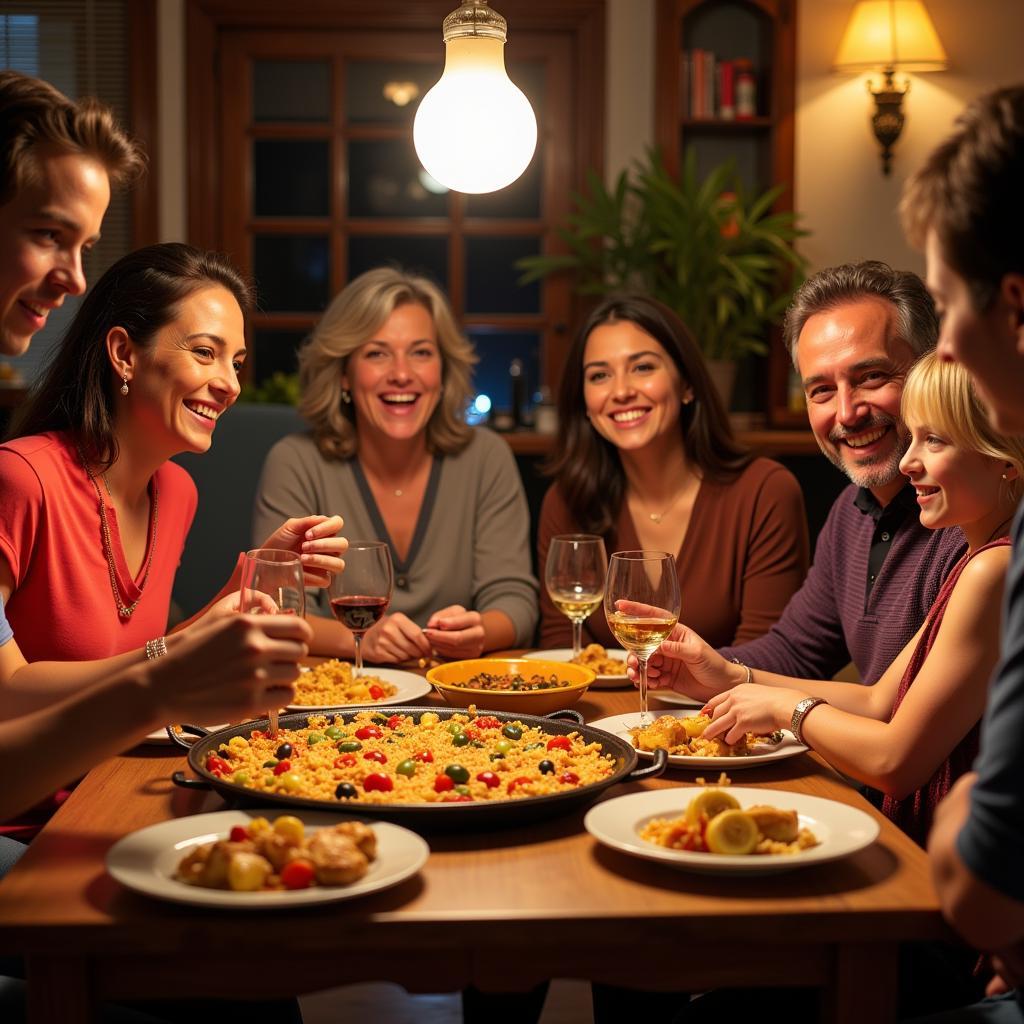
[517,149,808,406]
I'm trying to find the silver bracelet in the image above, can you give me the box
[145,636,168,660]
[730,658,752,685]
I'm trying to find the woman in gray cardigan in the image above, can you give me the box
[253,267,538,663]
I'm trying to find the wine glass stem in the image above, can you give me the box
[571,618,583,659]
[638,654,650,725]
[353,634,363,677]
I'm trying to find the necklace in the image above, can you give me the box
[635,481,693,525]
[79,448,159,618]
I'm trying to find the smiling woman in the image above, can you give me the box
[0,242,347,667]
[253,266,538,664]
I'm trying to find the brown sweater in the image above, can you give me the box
[537,457,809,650]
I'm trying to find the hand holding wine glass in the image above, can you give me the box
[604,550,681,725]
[545,534,607,660]
[328,541,394,676]
[239,549,307,736]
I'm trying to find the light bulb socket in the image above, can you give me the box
[443,1,507,43]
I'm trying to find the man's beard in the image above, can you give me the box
[818,412,911,490]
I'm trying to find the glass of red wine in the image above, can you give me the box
[328,541,393,676]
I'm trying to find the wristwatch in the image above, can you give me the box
[790,696,827,745]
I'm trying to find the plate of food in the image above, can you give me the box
[588,710,807,769]
[427,657,594,714]
[649,688,703,709]
[585,785,879,875]
[287,662,431,711]
[523,645,630,689]
[106,809,429,908]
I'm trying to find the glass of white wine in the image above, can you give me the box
[604,550,681,725]
[545,534,608,660]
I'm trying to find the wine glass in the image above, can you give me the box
[545,534,607,660]
[239,548,306,735]
[328,541,394,676]
[604,550,681,725]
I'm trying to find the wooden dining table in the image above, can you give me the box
[0,666,952,1024]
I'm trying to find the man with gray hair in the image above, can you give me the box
[648,259,965,689]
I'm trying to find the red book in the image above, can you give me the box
[718,59,735,120]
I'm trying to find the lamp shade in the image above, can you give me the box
[834,0,948,72]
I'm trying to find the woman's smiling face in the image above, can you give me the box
[343,302,442,446]
[119,284,245,456]
[582,319,691,454]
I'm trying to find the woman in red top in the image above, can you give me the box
[0,243,346,718]
[646,351,1023,845]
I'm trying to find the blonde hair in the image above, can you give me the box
[902,351,1024,505]
[298,267,476,460]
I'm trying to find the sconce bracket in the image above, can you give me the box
[868,67,908,176]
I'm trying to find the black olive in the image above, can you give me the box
[275,743,293,759]
[335,782,357,799]
[538,759,555,775]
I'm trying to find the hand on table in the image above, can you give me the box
[360,612,433,665]
[150,613,312,722]
[257,514,347,588]
[700,683,804,745]
[423,605,485,659]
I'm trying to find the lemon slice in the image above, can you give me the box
[705,809,759,855]
[684,788,739,827]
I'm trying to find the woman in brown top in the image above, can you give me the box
[537,294,809,650]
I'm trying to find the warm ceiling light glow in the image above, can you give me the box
[383,81,420,107]
[834,0,948,175]
[413,0,537,194]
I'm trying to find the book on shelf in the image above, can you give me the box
[683,50,755,120]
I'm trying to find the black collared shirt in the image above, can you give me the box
[853,483,920,602]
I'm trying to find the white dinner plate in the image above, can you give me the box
[286,667,432,711]
[588,710,808,769]
[523,648,631,689]
[585,786,879,875]
[106,809,429,908]
[649,689,703,709]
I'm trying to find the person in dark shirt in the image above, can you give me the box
[901,84,1024,1024]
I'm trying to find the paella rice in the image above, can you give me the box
[294,659,397,706]
[205,709,617,805]
[630,714,783,757]
[451,671,572,692]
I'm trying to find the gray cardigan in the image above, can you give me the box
[252,427,539,644]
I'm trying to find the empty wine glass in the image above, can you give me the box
[545,534,607,660]
[240,548,306,735]
[328,541,394,676]
[604,550,681,725]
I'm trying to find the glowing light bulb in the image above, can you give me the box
[413,1,537,195]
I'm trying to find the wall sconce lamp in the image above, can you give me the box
[413,0,538,194]
[834,0,948,175]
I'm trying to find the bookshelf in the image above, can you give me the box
[655,0,802,427]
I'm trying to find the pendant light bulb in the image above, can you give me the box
[413,1,537,194]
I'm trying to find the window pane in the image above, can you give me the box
[464,148,542,220]
[251,329,308,386]
[346,61,438,124]
[465,237,540,314]
[347,236,448,291]
[466,328,541,418]
[253,60,331,123]
[253,235,330,312]
[253,140,331,217]
[348,139,448,218]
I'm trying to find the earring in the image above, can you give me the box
[120,375,129,396]
[1003,472,1010,480]
[341,389,351,404]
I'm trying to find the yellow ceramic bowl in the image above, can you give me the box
[426,658,595,715]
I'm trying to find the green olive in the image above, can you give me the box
[337,740,362,753]
[502,724,523,741]
[452,732,470,747]
[495,739,513,754]
[396,759,417,777]
[307,733,325,745]
[324,726,344,740]
[444,763,470,784]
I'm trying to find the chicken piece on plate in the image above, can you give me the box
[746,805,799,842]
[334,820,377,861]
[226,851,274,892]
[633,715,688,752]
[197,840,253,888]
[308,830,369,885]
